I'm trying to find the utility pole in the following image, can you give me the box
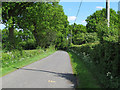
[106,0,110,27]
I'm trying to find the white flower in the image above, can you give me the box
[107,72,111,76]
[110,76,113,79]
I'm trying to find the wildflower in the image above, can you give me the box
[110,76,113,79]
[107,72,111,76]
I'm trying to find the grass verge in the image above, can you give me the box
[1,49,56,77]
[68,50,101,88]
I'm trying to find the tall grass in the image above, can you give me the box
[68,50,100,88]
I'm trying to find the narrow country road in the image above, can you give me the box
[1,51,77,88]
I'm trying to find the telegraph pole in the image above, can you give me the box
[106,0,110,27]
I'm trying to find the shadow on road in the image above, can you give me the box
[13,67,77,88]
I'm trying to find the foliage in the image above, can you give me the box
[73,32,99,45]
[2,2,69,50]
[17,2,69,48]
[2,46,56,76]
[68,8,119,87]
[69,15,119,87]
[68,24,87,45]
[96,20,119,43]
[69,40,119,88]
[2,29,36,51]
[2,2,120,88]
[2,45,55,68]
[86,8,119,32]
[84,32,99,43]
[2,2,34,49]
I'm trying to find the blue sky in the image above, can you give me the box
[0,1,119,30]
[59,1,119,26]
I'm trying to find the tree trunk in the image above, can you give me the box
[8,25,14,49]
[8,17,15,50]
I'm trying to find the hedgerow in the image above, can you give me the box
[69,41,119,88]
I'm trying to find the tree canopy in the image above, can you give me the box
[86,8,119,32]
[2,2,69,50]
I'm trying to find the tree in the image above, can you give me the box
[118,11,120,43]
[68,23,86,45]
[17,2,69,48]
[86,8,118,32]
[2,2,34,49]
[2,2,69,50]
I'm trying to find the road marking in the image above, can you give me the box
[48,80,56,83]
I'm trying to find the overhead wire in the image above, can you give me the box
[74,0,83,24]
[71,0,83,44]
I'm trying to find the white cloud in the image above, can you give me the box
[96,6,104,9]
[81,20,87,26]
[82,20,86,23]
[68,16,76,21]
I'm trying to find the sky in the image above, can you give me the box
[59,1,119,26]
[0,0,119,30]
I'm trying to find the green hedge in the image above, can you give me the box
[69,42,119,88]
[73,32,99,45]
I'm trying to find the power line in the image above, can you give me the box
[71,0,83,44]
[74,0,83,24]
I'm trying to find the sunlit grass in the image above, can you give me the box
[68,51,100,88]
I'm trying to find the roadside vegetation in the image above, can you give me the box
[1,1,119,88]
[1,2,68,77]
[68,8,119,88]
[1,46,55,77]
[68,51,100,88]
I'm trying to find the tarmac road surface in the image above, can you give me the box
[1,51,77,88]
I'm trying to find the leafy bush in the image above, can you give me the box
[55,34,69,50]
[69,41,119,88]
[73,32,99,45]
[73,33,85,45]
[96,20,118,43]
[2,29,36,51]
[2,53,11,67]
[84,32,99,43]
[19,39,36,50]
